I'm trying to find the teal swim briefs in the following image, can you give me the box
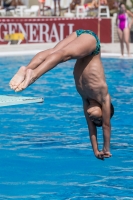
[75,29,101,56]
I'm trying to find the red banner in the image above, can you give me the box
[0,18,111,44]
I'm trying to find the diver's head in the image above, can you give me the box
[87,101,114,127]
[119,3,126,13]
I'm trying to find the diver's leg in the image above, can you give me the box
[123,27,130,56]
[117,28,124,57]
[10,32,77,90]
[15,33,97,92]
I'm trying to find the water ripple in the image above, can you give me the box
[0,57,133,199]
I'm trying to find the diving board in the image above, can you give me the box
[0,95,44,107]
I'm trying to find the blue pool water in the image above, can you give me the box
[0,56,133,200]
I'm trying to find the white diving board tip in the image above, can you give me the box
[0,95,44,107]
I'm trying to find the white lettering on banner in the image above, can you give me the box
[39,23,49,42]
[67,24,74,35]
[58,23,65,41]
[0,22,75,43]
[49,23,59,42]
[8,23,17,34]
[24,24,29,42]
[18,23,27,39]
[0,23,7,42]
[28,24,39,42]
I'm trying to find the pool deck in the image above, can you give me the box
[0,43,133,58]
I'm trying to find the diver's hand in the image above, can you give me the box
[103,151,112,158]
[94,150,104,160]
[102,148,112,158]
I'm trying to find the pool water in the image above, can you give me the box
[0,56,133,200]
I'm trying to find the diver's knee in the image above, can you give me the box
[125,40,129,45]
[57,49,72,61]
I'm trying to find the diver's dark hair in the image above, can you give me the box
[118,2,126,14]
[119,2,125,7]
[93,103,114,127]
[93,121,102,127]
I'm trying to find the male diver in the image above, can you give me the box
[9,30,114,160]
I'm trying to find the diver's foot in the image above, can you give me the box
[120,55,124,58]
[15,69,35,92]
[9,66,26,90]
